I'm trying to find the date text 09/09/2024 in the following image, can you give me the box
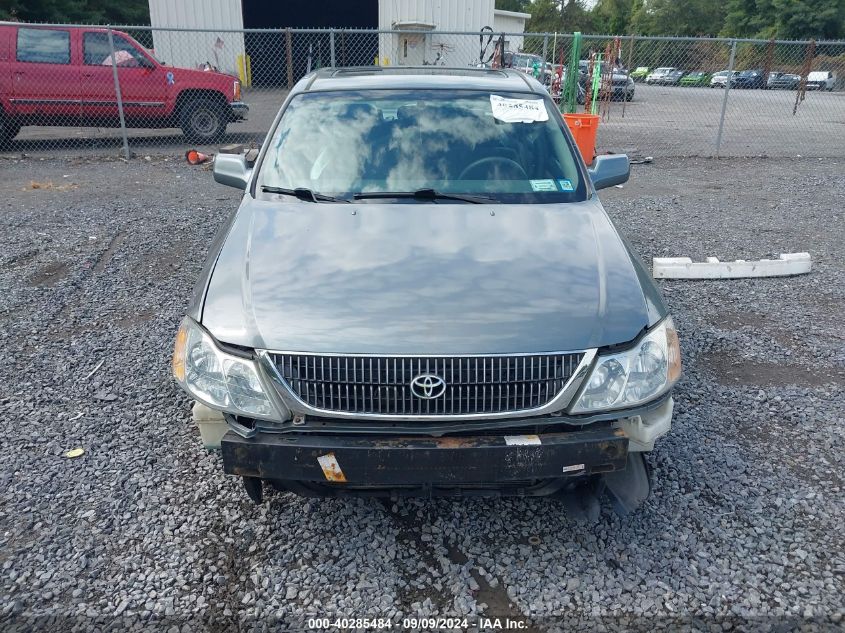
[307,617,529,629]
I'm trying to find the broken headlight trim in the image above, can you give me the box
[172,317,281,420]
[569,316,681,414]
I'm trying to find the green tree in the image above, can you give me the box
[526,0,594,33]
[563,0,595,32]
[526,0,566,32]
[774,0,845,39]
[628,0,726,35]
[722,0,777,37]
[592,0,636,34]
[0,0,150,24]
[721,0,844,39]
[495,0,532,13]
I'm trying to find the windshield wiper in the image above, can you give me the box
[261,186,349,203]
[352,188,494,204]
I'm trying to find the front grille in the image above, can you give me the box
[269,353,585,416]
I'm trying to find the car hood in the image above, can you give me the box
[200,199,665,354]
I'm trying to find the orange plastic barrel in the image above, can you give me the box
[563,113,599,165]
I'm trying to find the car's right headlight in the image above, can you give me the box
[172,317,283,421]
[569,317,681,414]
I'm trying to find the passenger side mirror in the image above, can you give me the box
[588,154,630,190]
[213,153,252,190]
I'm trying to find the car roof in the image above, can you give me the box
[297,67,543,94]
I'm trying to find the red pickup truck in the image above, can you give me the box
[0,24,248,146]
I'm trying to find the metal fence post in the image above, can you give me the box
[330,29,336,68]
[285,29,294,88]
[715,39,737,156]
[622,33,635,117]
[106,26,130,160]
[542,34,548,61]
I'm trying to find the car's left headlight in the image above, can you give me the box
[569,317,681,414]
[172,317,282,420]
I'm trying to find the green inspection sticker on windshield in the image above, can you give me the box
[558,179,574,191]
[530,179,557,192]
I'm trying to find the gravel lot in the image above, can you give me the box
[0,155,843,631]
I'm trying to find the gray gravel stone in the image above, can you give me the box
[0,156,842,631]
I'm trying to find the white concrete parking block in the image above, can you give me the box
[652,252,812,279]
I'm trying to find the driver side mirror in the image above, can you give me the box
[588,154,630,190]
[213,153,252,190]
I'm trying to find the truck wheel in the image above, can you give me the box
[180,97,227,143]
[0,116,20,149]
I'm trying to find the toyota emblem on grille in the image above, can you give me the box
[410,374,446,399]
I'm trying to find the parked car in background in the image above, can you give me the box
[0,24,248,146]
[710,70,738,88]
[174,66,681,513]
[600,70,635,101]
[630,66,650,81]
[679,71,711,87]
[503,51,551,85]
[807,70,834,91]
[734,69,765,89]
[572,61,634,101]
[767,72,800,90]
[659,69,687,86]
[645,67,675,84]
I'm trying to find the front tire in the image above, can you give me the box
[180,97,227,144]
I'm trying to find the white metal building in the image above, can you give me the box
[149,0,246,77]
[148,0,530,81]
[376,2,532,67]
[492,9,532,54]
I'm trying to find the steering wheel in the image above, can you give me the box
[458,156,528,180]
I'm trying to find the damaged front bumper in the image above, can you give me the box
[221,425,629,491]
[193,396,672,511]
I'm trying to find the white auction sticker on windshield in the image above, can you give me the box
[530,179,557,192]
[490,95,549,123]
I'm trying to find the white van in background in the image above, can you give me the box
[807,71,834,91]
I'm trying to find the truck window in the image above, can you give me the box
[83,32,147,67]
[17,28,71,64]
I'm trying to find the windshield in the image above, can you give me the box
[257,89,586,203]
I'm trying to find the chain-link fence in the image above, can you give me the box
[1,22,843,160]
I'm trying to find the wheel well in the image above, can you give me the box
[175,90,228,116]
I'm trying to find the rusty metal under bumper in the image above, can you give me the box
[221,427,629,490]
